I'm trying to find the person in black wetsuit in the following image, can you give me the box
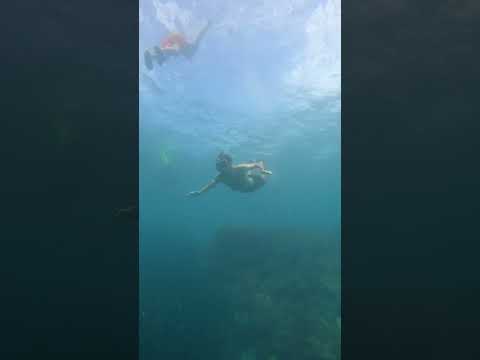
[186,152,273,197]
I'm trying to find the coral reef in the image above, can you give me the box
[208,227,340,360]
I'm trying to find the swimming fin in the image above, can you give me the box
[144,50,153,70]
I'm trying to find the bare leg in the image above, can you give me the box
[193,20,212,46]
[184,20,211,59]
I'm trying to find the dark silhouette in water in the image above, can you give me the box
[187,152,273,197]
[144,20,211,70]
[114,205,138,221]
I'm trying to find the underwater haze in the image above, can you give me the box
[140,0,340,359]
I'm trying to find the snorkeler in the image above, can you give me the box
[187,152,273,197]
[144,20,211,70]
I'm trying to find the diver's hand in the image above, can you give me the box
[186,191,201,197]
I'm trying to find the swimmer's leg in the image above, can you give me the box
[194,20,212,46]
[184,20,211,59]
[247,159,264,167]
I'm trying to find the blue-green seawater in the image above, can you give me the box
[140,1,340,359]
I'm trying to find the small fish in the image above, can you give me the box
[114,205,138,221]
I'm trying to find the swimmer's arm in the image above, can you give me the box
[190,20,211,46]
[186,178,218,197]
[199,179,217,193]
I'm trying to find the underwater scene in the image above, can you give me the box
[139,1,340,359]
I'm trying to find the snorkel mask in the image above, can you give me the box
[216,152,232,172]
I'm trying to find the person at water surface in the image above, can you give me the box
[144,20,211,70]
[187,152,273,197]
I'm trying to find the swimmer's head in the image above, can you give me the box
[216,152,233,172]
